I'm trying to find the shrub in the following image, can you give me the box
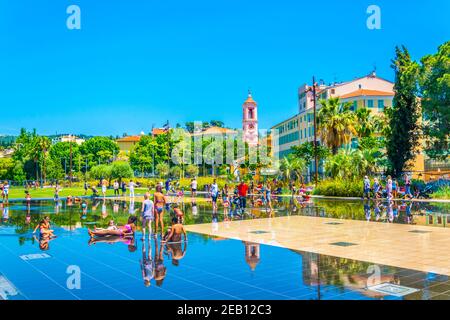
[432,186,450,199]
[313,178,364,197]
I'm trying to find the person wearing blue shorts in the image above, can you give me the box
[141,192,154,239]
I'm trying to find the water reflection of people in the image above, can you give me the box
[140,238,154,287]
[34,235,55,251]
[191,200,198,216]
[364,201,371,221]
[88,216,137,238]
[405,202,414,224]
[387,202,394,223]
[33,216,55,238]
[25,203,31,225]
[88,234,137,252]
[154,238,167,287]
[2,204,9,223]
[167,241,187,266]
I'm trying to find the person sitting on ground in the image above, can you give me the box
[88,216,137,238]
[162,217,187,243]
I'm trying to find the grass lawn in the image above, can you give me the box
[4,186,150,200]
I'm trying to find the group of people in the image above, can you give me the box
[363,173,413,200]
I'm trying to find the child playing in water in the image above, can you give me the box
[141,192,154,239]
[172,204,184,224]
[162,217,187,243]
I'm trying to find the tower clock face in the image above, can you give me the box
[249,124,254,130]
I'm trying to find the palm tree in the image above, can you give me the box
[279,155,306,184]
[324,149,354,179]
[28,136,51,182]
[317,97,357,155]
[355,107,386,139]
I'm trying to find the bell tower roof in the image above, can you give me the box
[244,89,257,104]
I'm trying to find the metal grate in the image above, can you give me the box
[325,222,343,225]
[409,230,432,234]
[367,283,420,297]
[19,253,51,261]
[330,241,357,247]
[248,230,270,234]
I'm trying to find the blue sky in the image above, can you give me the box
[0,0,449,136]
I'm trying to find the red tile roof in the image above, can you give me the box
[340,89,394,99]
[116,135,141,142]
[152,128,166,135]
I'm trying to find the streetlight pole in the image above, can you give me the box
[312,76,319,186]
[69,136,73,187]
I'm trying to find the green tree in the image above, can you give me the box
[0,158,15,180]
[110,161,134,184]
[80,137,119,167]
[291,142,330,165]
[210,120,225,128]
[317,97,357,154]
[49,142,81,174]
[279,154,306,184]
[386,46,421,177]
[169,166,182,179]
[156,163,169,178]
[185,164,199,177]
[420,41,450,160]
[355,107,384,138]
[325,149,353,179]
[89,164,112,181]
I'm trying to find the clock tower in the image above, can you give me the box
[242,90,258,147]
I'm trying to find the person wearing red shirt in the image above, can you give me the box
[237,181,249,213]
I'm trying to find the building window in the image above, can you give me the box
[367,100,374,108]
[378,100,385,109]
[351,101,357,111]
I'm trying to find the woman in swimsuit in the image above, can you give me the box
[88,216,136,237]
[153,185,166,235]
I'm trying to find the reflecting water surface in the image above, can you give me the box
[0,197,449,300]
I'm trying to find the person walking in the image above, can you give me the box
[404,173,412,199]
[113,180,120,197]
[101,179,108,199]
[210,179,219,212]
[2,181,9,204]
[363,176,371,199]
[190,178,197,197]
[129,180,136,198]
[237,181,249,214]
[386,175,393,200]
